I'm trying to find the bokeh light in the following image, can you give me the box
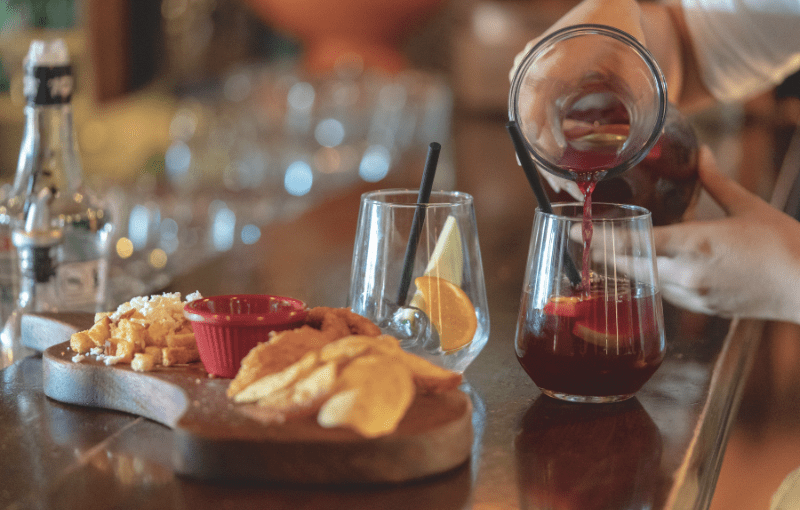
[284,161,313,196]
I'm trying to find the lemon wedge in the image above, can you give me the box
[409,215,463,309]
[422,215,463,286]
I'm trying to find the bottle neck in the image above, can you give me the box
[12,102,83,201]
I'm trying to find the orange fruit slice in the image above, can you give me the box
[414,275,477,352]
[542,295,591,317]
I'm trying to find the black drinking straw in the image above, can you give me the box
[506,121,583,288]
[396,142,441,306]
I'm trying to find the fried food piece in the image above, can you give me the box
[305,307,382,337]
[94,312,112,323]
[146,321,171,347]
[227,326,335,398]
[304,307,351,340]
[371,344,463,394]
[166,329,196,349]
[234,351,319,404]
[288,361,337,408]
[228,311,463,438]
[317,354,415,438]
[162,347,200,366]
[69,292,201,372]
[144,346,163,365]
[318,334,391,365]
[320,334,462,394]
[114,339,137,363]
[131,352,157,372]
[113,319,147,351]
[87,316,112,347]
[254,361,337,424]
[70,331,94,354]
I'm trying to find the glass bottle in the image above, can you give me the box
[508,24,699,226]
[0,39,113,364]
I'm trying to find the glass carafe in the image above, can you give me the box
[509,24,699,226]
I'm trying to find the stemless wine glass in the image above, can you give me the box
[348,189,489,373]
[515,203,665,403]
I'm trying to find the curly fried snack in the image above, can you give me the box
[305,307,382,337]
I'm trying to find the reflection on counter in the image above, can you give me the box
[515,396,664,509]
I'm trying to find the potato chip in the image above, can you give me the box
[234,351,318,404]
[288,361,336,407]
[256,361,337,422]
[318,336,373,364]
[387,348,463,394]
[227,326,334,398]
[317,354,415,438]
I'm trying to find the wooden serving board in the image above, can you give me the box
[38,315,473,485]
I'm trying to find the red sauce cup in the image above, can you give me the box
[184,294,308,378]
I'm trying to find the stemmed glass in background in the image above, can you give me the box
[515,202,665,403]
[348,189,489,373]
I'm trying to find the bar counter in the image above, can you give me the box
[0,114,765,509]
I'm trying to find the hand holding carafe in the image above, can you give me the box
[509,24,699,226]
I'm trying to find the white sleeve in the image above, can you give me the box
[681,0,800,102]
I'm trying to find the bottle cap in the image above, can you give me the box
[24,39,70,67]
[23,39,73,105]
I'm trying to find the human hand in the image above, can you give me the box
[653,147,800,323]
[509,0,646,83]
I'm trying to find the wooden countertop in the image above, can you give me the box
[0,114,765,509]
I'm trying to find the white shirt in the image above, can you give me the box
[681,0,800,102]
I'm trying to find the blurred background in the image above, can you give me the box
[1,1,800,508]
[0,0,594,303]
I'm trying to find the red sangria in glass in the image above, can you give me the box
[514,203,665,403]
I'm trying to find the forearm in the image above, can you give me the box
[511,0,719,110]
[639,2,715,112]
[772,233,800,325]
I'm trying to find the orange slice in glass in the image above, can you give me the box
[543,296,586,317]
[414,275,477,352]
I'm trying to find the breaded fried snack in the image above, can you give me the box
[227,310,463,438]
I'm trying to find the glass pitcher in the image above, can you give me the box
[509,24,699,226]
